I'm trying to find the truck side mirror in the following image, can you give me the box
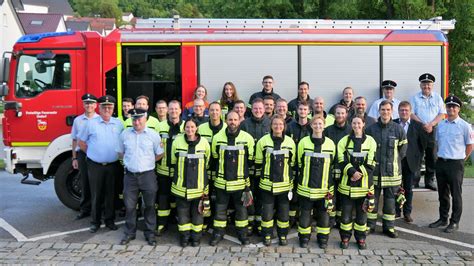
[35,62,47,73]
[0,84,9,96]
[0,57,10,83]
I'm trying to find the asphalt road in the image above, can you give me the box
[0,170,473,250]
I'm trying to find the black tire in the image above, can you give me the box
[54,158,81,210]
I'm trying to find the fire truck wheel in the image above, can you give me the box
[54,158,81,211]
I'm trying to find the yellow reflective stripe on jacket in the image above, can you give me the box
[211,130,254,191]
[255,134,296,194]
[297,136,335,199]
[337,135,377,198]
[170,135,210,200]
[156,120,184,176]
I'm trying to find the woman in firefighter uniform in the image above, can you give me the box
[255,115,296,246]
[337,116,377,249]
[171,118,211,247]
[218,81,240,120]
[297,115,336,249]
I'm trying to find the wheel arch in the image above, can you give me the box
[41,134,73,176]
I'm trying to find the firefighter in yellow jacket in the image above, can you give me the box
[156,100,185,235]
[210,111,255,246]
[297,115,336,249]
[198,101,227,229]
[337,115,377,249]
[171,118,210,247]
[255,115,296,246]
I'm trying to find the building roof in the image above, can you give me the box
[67,17,116,32]
[18,13,63,34]
[21,0,73,15]
[11,0,24,10]
[65,21,90,31]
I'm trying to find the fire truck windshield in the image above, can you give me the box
[15,54,71,98]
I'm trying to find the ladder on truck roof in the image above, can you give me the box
[135,16,455,33]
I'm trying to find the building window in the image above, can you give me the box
[31,20,43,25]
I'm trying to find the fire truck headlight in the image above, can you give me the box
[16,111,22,117]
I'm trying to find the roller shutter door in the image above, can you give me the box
[301,46,380,111]
[199,46,298,104]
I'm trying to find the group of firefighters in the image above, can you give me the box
[71,73,472,250]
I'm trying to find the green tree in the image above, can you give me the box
[70,0,123,24]
[442,0,474,120]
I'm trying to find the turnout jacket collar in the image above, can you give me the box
[261,88,274,96]
[184,134,201,147]
[377,117,393,128]
[167,118,183,128]
[348,133,367,144]
[310,135,325,146]
[225,128,241,138]
[251,115,266,123]
[209,120,224,133]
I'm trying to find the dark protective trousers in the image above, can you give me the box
[176,198,204,241]
[156,174,173,229]
[367,186,397,231]
[213,188,248,237]
[260,190,290,238]
[77,151,91,214]
[123,170,157,238]
[87,159,120,226]
[247,174,261,231]
[436,159,464,223]
[339,195,367,241]
[298,197,330,243]
[398,158,415,216]
[331,177,341,222]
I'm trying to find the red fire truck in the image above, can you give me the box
[0,17,455,210]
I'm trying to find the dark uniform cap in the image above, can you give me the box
[445,94,462,107]
[419,73,435,83]
[381,80,397,89]
[98,95,116,105]
[81,93,97,103]
[129,108,147,119]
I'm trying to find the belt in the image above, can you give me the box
[88,158,118,166]
[438,157,463,162]
[126,169,154,177]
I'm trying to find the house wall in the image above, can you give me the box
[55,18,66,32]
[0,0,23,59]
[21,4,48,13]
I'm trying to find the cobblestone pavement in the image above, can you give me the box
[0,235,473,265]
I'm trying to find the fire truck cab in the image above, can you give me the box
[0,17,455,210]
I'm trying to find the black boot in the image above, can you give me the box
[318,239,328,249]
[299,236,310,248]
[238,230,250,245]
[209,233,223,246]
[263,235,272,246]
[179,235,189,248]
